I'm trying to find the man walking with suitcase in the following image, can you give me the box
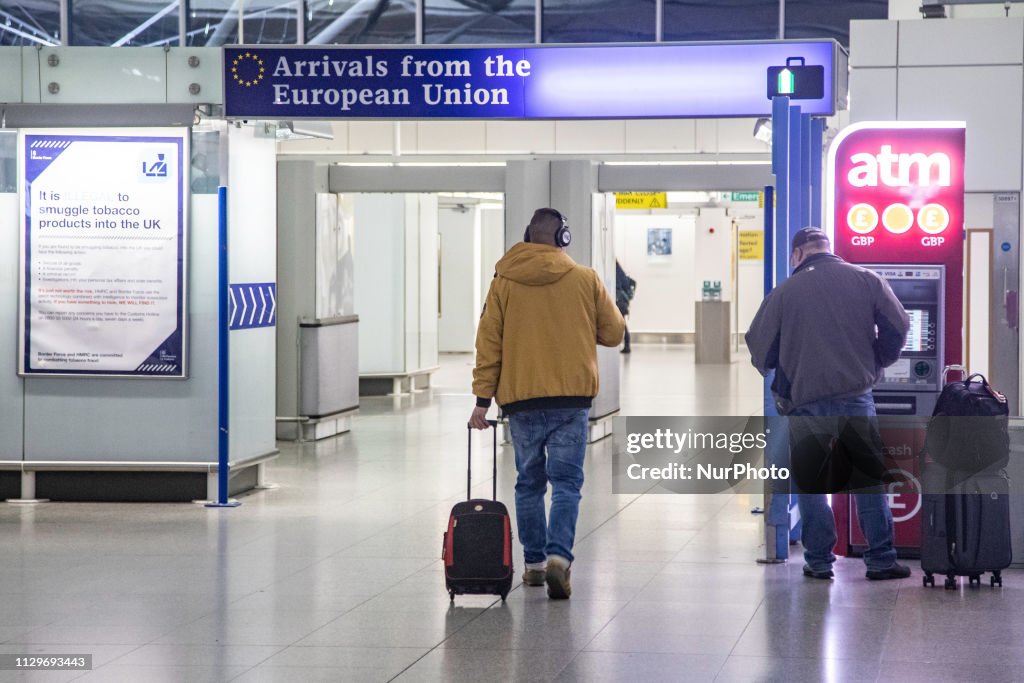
[469,207,624,599]
[745,228,913,581]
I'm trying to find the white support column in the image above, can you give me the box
[8,471,49,504]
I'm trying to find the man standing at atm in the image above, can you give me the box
[745,227,913,581]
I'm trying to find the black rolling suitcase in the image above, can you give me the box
[920,464,1011,588]
[443,421,514,602]
[921,367,1012,589]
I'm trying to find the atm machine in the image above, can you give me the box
[868,265,944,417]
[825,121,966,558]
[839,265,945,556]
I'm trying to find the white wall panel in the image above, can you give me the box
[965,192,996,232]
[889,0,920,20]
[416,121,486,153]
[24,194,220,462]
[554,120,626,154]
[849,68,898,122]
[479,206,505,305]
[716,119,765,154]
[228,126,277,461]
[277,122,349,155]
[850,21,898,67]
[898,18,1024,66]
[614,213,697,334]
[696,207,732,303]
[967,230,992,377]
[418,194,439,369]
[950,5,1024,18]
[354,194,406,372]
[624,119,697,153]
[0,50,20,102]
[38,47,166,103]
[0,193,23,460]
[898,65,1023,191]
[397,122,418,154]
[438,206,479,352]
[695,119,718,153]
[349,121,396,154]
[485,121,556,154]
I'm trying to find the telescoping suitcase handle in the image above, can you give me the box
[941,364,967,385]
[941,364,993,388]
[467,420,499,501]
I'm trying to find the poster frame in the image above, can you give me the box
[16,127,190,379]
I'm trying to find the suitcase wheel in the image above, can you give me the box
[969,574,981,587]
[448,590,455,602]
[944,575,957,590]
[992,572,1003,588]
[923,573,935,588]
[500,591,508,603]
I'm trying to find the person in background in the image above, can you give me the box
[470,208,624,599]
[745,227,912,582]
[615,260,636,354]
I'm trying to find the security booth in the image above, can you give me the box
[827,122,966,557]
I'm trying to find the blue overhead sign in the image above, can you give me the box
[224,41,841,120]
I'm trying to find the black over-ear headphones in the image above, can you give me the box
[523,208,571,247]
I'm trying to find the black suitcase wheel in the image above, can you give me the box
[923,573,935,587]
[449,590,455,602]
[992,571,1003,587]
[944,575,957,590]
[969,574,981,587]
[500,592,508,602]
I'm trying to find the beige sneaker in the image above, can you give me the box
[545,556,572,600]
[522,568,546,586]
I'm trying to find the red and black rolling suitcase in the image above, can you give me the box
[443,421,514,602]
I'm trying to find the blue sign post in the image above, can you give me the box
[207,186,241,509]
[760,94,827,562]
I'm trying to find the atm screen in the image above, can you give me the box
[902,308,929,353]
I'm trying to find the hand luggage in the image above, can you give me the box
[925,366,1009,472]
[443,421,513,602]
[920,462,1012,589]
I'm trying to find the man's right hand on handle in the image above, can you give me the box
[469,406,491,430]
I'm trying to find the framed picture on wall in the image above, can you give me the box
[647,228,673,261]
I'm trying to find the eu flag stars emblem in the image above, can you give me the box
[231,52,265,88]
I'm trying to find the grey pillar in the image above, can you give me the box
[504,159,621,429]
[277,161,326,439]
[504,160,551,248]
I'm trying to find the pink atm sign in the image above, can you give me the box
[827,122,965,261]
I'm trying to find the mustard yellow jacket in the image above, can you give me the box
[473,243,624,412]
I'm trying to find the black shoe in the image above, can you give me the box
[802,564,834,580]
[866,563,912,581]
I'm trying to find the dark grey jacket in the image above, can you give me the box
[745,253,910,413]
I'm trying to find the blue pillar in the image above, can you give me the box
[800,112,813,229]
[763,99,826,558]
[207,186,241,509]
[763,186,774,298]
[771,96,790,290]
[787,104,803,247]
[810,117,825,230]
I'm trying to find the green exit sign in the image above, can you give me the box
[731,192,760,202]
[767,57,824,100]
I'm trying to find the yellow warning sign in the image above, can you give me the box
[738,231,764,260]
[616,192,668,209]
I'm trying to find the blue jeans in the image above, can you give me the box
[508,408,589,565]
[789,392,897,572]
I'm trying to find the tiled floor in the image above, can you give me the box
[1,345,1022,682]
